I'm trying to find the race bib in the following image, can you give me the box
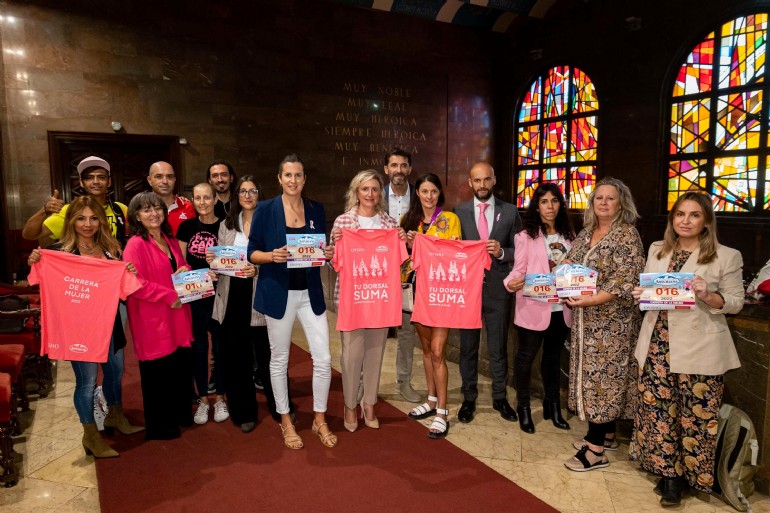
[286,234,326,268]
[172,269,214,303]
[523,274,559,303]
[208,246,250,277]
[555,264,598,298]
[639,272,695,310]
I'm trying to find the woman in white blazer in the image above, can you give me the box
[630,192,744,507]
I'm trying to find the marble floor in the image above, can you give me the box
[1,311,768,512]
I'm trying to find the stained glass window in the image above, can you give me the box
[668,13,770,213]
[514,66,598,208]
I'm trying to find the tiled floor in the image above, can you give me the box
[1,311,768,512]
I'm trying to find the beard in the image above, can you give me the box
[389,173,407,185]
[474,188,491,201]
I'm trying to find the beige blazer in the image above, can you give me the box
[211,220,266,327]
[634,241,744,375]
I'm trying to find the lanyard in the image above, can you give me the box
[419,207,442,234]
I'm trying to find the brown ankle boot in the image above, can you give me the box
[103,404,145,435]
[82,423,119,458]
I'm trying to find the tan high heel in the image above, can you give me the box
[280,423,303,450]
[360,400,379,429]
[343,406,358,433]
[311,422,337,448]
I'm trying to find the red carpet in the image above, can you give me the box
[96,343,558,513]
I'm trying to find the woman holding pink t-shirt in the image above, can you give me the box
[28,195,142,458]
[330,169,406,432]
[401,173,461,439]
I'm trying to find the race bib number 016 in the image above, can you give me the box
[286,234,326,269]
[523,274,559,303]
[639,272,695,311]
[208,246,250,277]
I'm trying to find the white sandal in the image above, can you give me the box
[428,408,449,439]
[408,395,438,420]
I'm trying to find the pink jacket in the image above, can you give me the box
[504,231,571,331]
[123,234,193,361]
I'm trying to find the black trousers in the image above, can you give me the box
[219,321,260,424]
[514,311,569,406]
[190,296,223,397]
[139,347,193,440]
[586,420,616,447]
[459,279,512,401]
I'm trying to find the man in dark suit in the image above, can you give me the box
[383,148,420,403]
[454,162,520,423]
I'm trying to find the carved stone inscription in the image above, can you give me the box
[322,80,442,169]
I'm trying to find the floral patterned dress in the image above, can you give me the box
[566,224,645,423]
[630,250,724,493]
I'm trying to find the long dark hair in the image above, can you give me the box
[225,175,263,231]
[521,183,575,240]
[400,173,445,232]
[127,192,173,240]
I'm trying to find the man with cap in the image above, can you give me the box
[147,161,195,235]
[22,156,128,245]
[207,160,235,220]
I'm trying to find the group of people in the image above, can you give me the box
[23,149,745,508]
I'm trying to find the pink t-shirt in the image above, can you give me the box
[28,249,141,363]
[332,228,408,331]
[410,235,491,329]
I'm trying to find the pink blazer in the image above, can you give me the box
[123,234,193,361]
[504,231,571,331]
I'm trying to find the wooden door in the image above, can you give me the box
[48,131,182,205]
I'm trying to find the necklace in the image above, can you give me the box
[78,242,96,254]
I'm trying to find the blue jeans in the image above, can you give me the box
[71,337,123,424]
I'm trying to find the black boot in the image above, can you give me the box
[543,400,570,430]
[660,476,688,507]
[517,405,535,434]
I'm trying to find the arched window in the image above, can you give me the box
[514,65,599,209]
[668,13,769,213]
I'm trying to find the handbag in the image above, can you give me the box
[401,271,415,313]
[401,283,414,313]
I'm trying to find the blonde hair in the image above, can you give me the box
[657,191,718,264]
[583,177,640,231]
[344,169,387,212]
[59,195,122,258]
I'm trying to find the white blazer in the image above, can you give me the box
[634,241,744,375]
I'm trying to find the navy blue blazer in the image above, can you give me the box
[247,195,327,318]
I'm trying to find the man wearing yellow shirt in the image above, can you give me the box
[22,156,128,246]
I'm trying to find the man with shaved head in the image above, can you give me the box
[147,161,195,235]
[454,162,521,425]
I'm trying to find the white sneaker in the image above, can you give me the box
[213,400,229,423]
[194,400,210,425]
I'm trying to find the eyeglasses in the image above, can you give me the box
[238,189,259,197]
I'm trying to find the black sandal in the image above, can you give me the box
[564,445,609,472]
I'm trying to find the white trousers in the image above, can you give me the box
[265,290,331,414]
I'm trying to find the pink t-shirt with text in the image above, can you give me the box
[332,228,408,331]
[410,235,491,329]
[28,249,141,363]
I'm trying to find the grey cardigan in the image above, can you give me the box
[211,217,266,326]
